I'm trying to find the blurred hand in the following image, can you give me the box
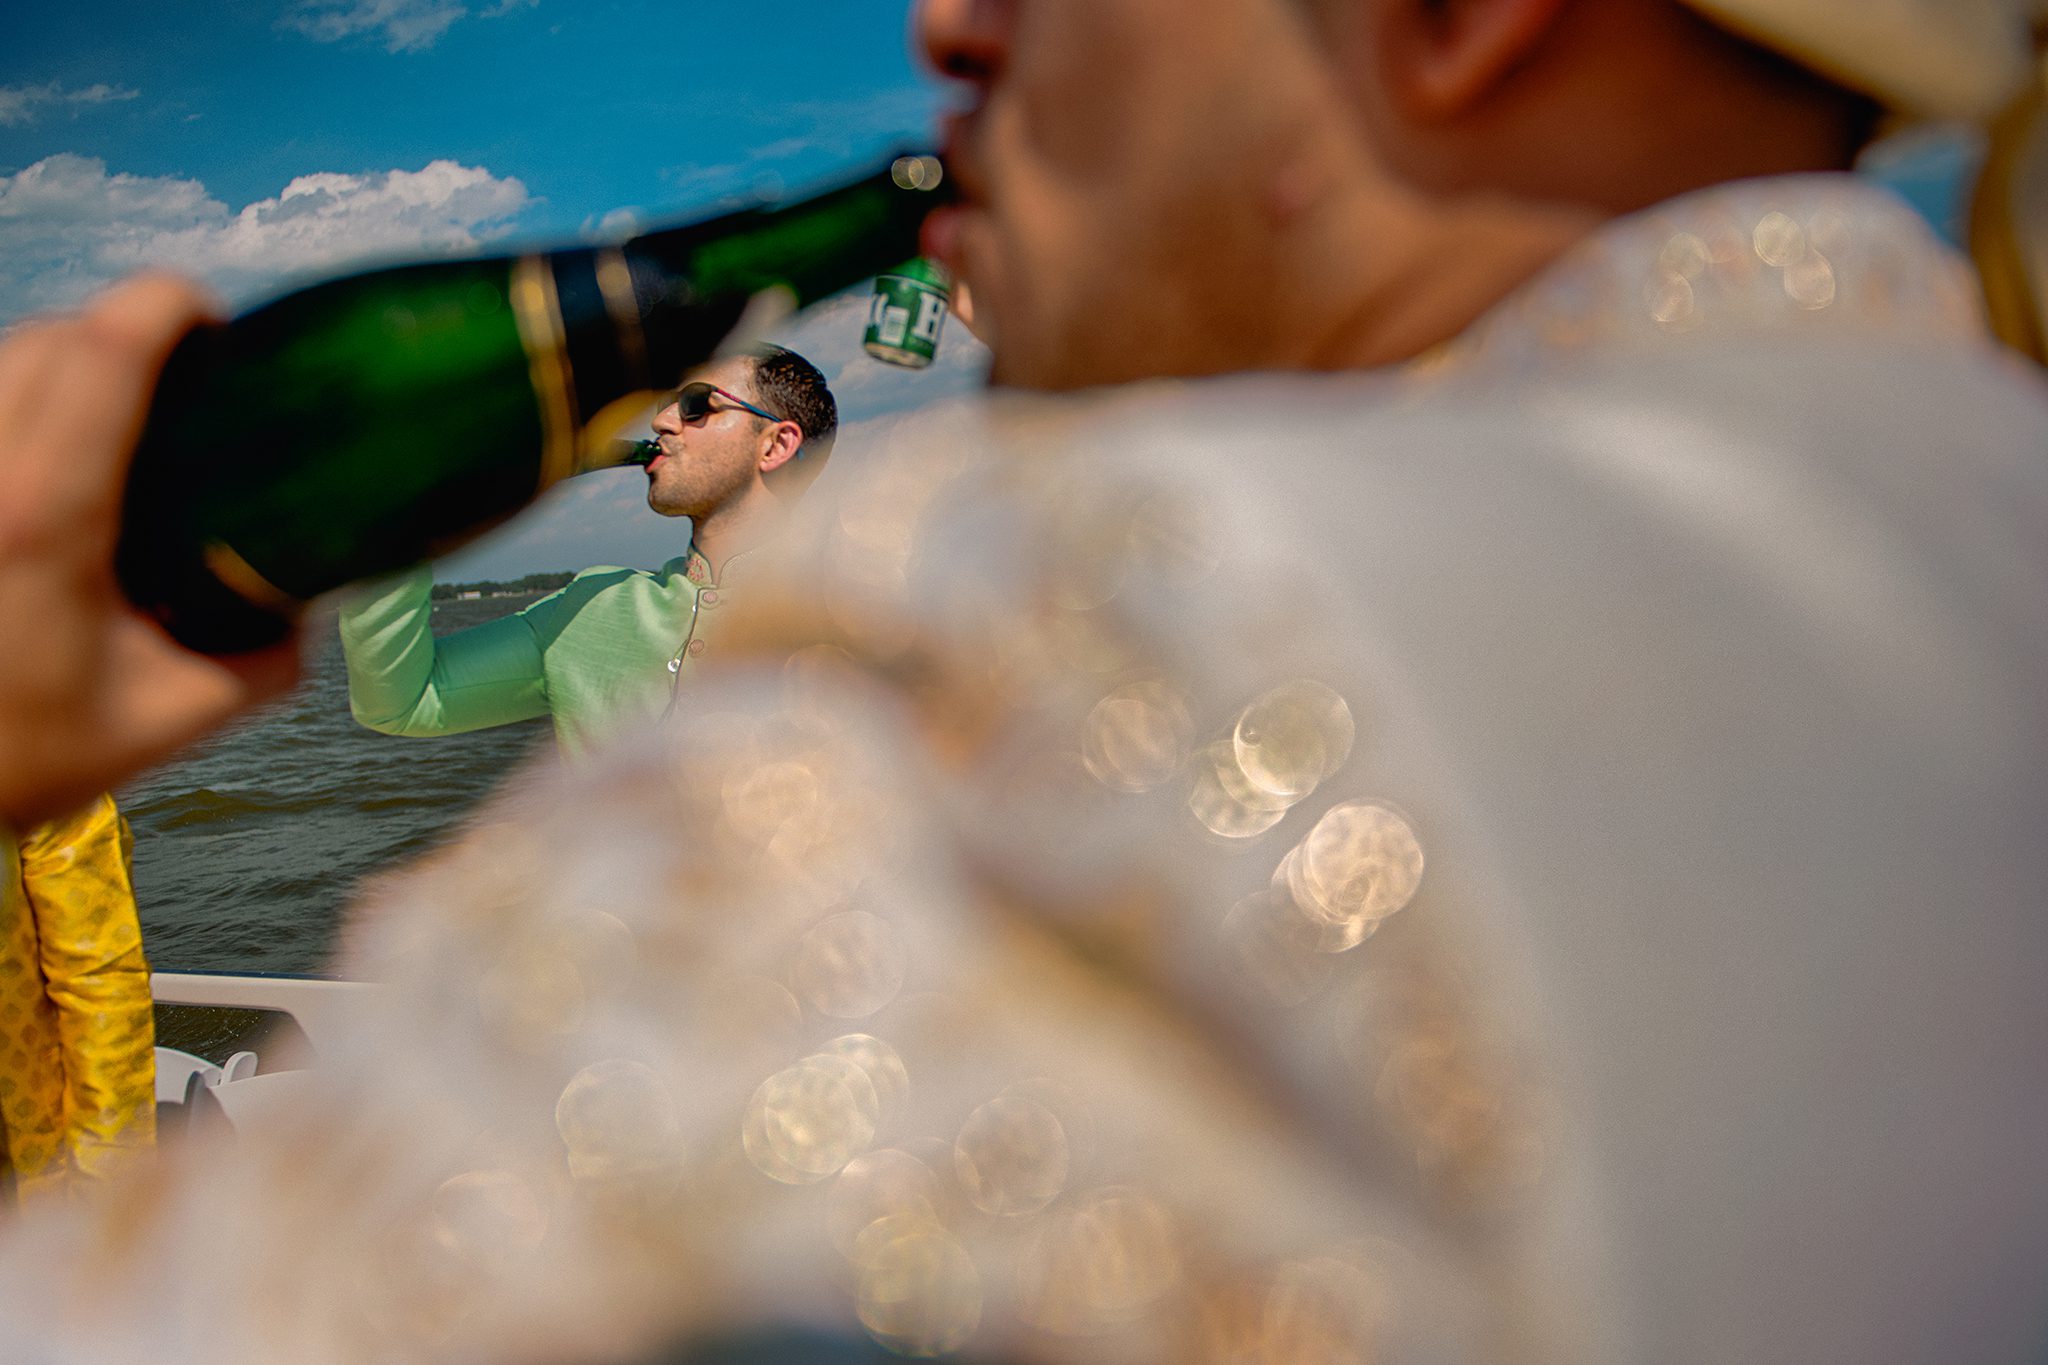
[0,275,301,829]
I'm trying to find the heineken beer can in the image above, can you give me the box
[864,258,951,368]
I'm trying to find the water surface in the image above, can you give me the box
[122,593,553,973]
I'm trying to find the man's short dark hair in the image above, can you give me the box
[748,344,838,462]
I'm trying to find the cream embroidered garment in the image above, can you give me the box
[0,175,2042,1365]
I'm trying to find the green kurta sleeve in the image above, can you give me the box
[337,565,552,736]
[339,557,706,756]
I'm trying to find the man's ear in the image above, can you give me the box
[1378,0,1568,121]
[759,422,804,476]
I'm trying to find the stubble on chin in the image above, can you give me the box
[645,483,691,520]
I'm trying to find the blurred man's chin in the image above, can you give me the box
[989,345,1121,393]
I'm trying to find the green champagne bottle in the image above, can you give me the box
[116,154,947,654]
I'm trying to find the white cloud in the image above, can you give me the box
[281,0,537,53]
[66,83,138,107]
[0,154,533,322]
[0,81,140,127]
[579,205,644,242]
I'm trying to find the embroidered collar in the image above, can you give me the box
[682,545,715,588]
[1431,174,1989,379]
[680,538,775,591]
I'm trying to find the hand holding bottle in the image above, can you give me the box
[0,274,300,828]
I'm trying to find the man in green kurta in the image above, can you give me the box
[336,345,837,759]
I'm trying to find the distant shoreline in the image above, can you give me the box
[429,572,575,603]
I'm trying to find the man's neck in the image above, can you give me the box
[688,490,779,579]
[1261,152,1602,374]
[1316,190,1602,371]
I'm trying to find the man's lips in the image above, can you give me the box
[921,204,968,274]
[936,110,986,203]
[923,116,984,276]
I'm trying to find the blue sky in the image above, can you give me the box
[1,0,989,578]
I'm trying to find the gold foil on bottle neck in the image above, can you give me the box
[594,247,649,383]
[202,539,305,613]
[509,255,580,492]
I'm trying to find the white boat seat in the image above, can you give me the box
[204,1070,313,1130]
[154,1047,263,1141]
[153,1048,221,1105]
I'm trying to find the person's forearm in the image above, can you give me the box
[337,564,445,731]
[337,568,551,735]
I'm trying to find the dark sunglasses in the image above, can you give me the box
[666,380,783,425]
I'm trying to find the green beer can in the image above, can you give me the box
[864,257,951,368]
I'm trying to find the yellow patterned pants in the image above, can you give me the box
[0,794,156,1205]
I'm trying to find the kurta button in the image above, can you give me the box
[688,639,706,655]
[701,591,720,606]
